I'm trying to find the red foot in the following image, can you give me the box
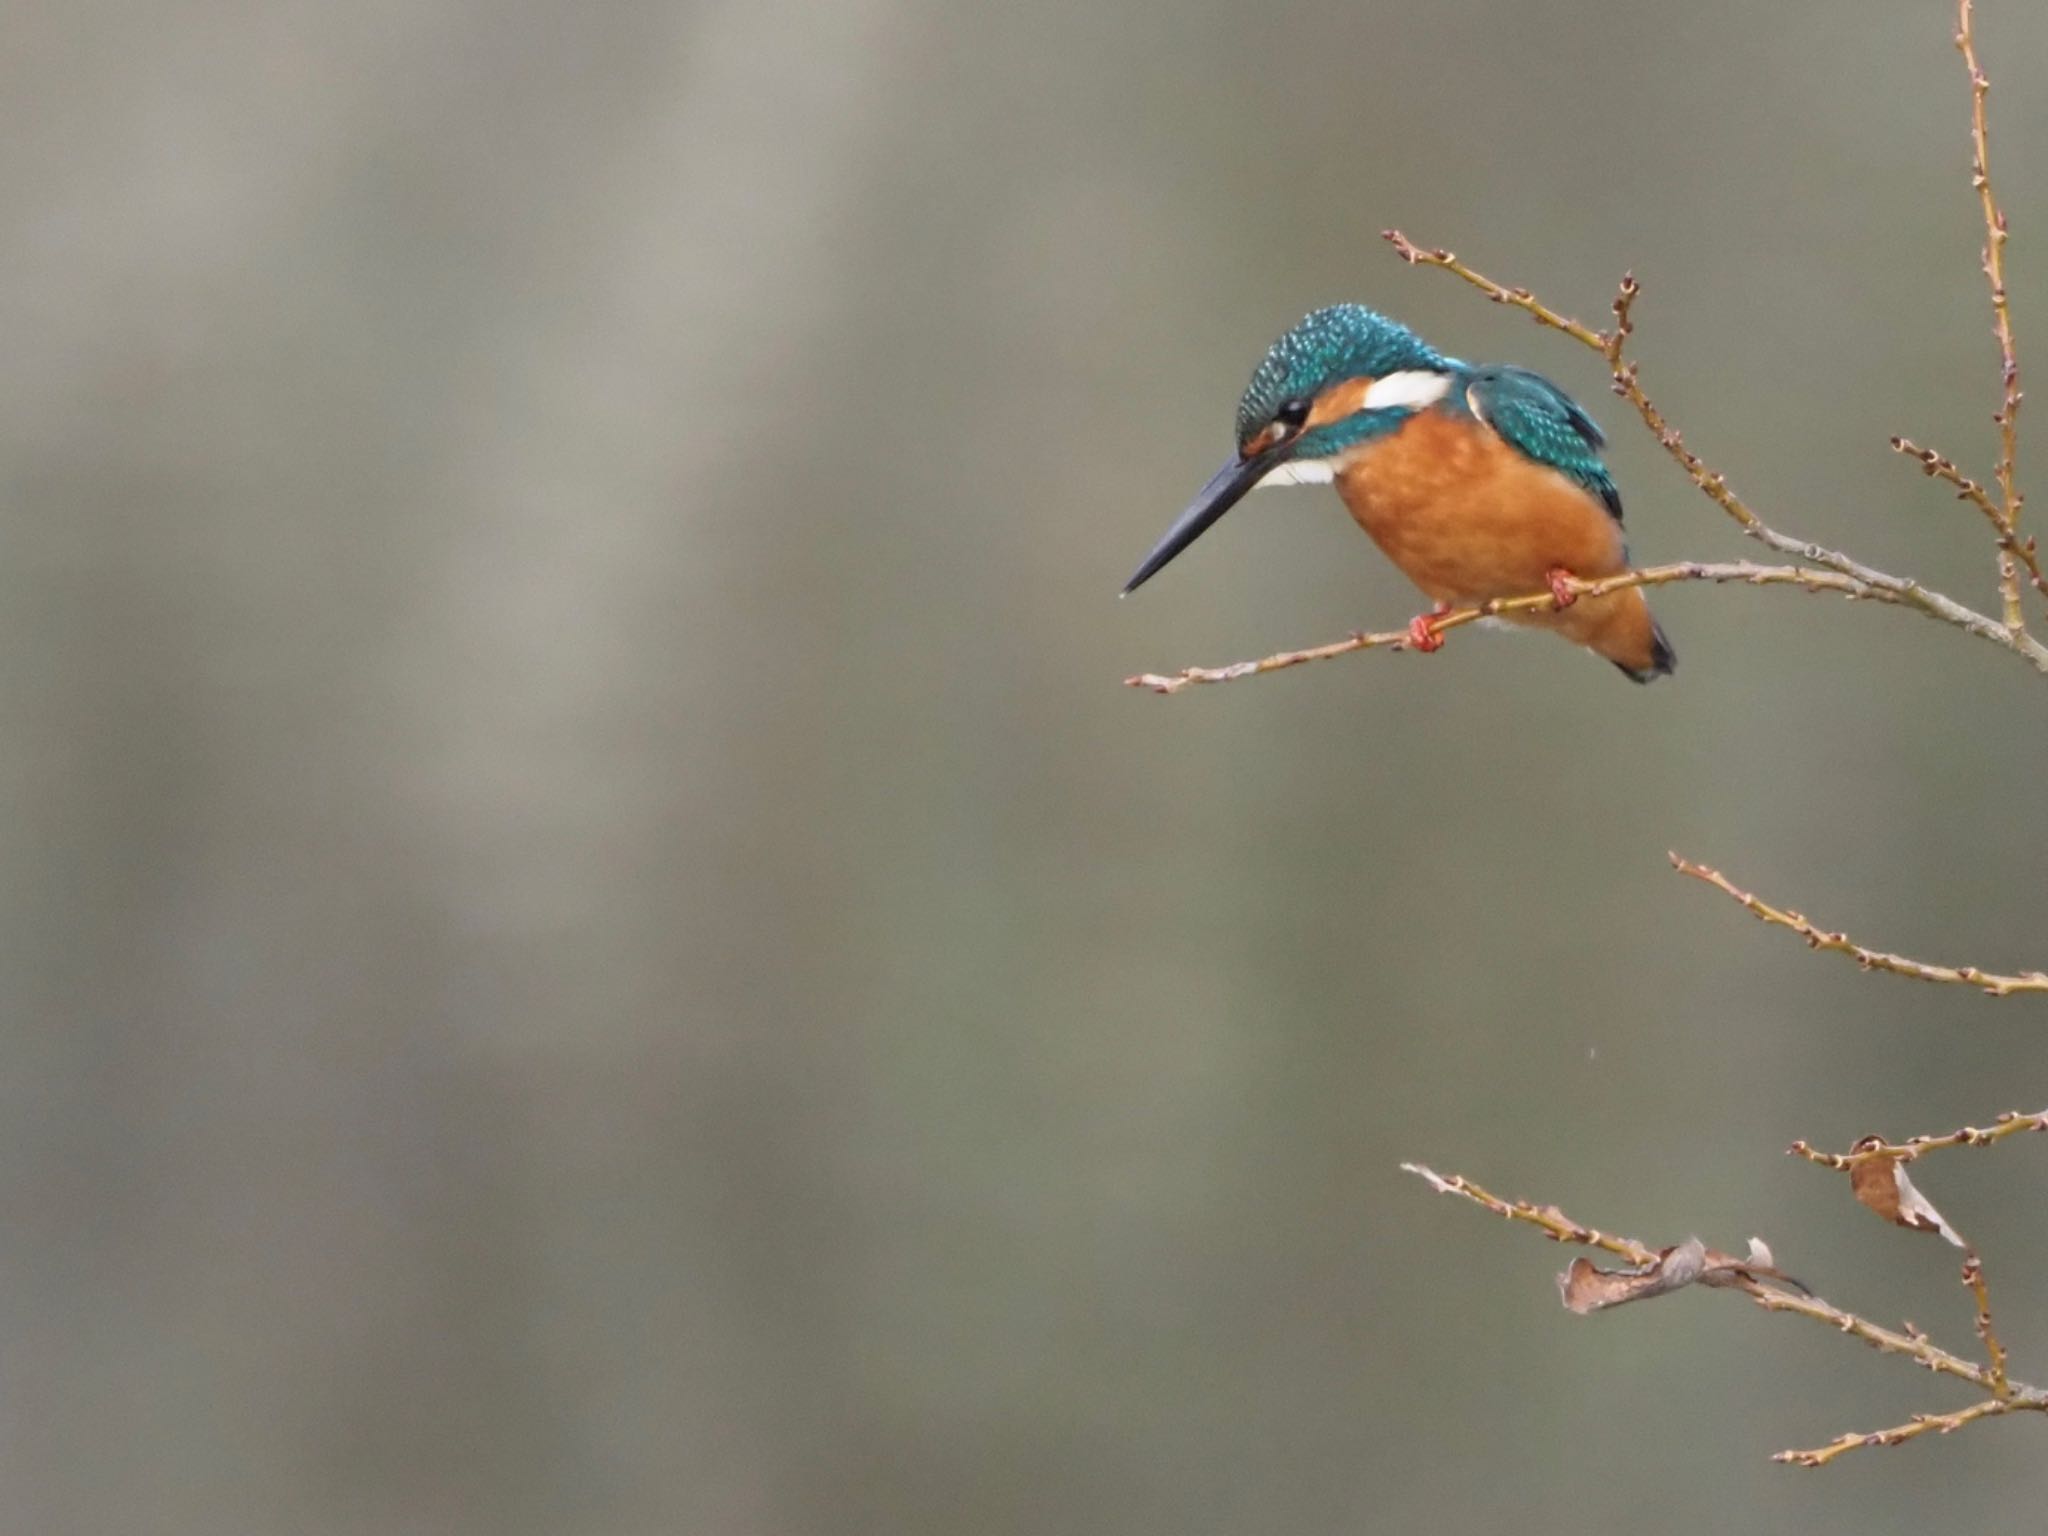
[1545,567,1581,609]
[1405,613,1446,653]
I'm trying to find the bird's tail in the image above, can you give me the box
[1503,585,1675,680]
[1534,586,1674,682]
[1606,605,1676,684]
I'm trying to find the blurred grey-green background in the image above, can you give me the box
[4,0,2046,1530]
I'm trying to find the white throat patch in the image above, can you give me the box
[1255,458,1336,488]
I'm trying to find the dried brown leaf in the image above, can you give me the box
[1848,1141,1966,1247]
[1559,1240,1704,1313]
[1559,1235,1807,1314]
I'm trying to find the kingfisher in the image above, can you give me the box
[1123,304,1675,681]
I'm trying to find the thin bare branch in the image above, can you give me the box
[1958,0,2027,630]
[1670,855,2048,997]
[1384,230,1611,352]
[1890,435,2048,606]
[1403,1164,2048,1467]
[1741,1281,2021,1401]
[1790,1109,2048,1169]
[1891,434,2000,519]
[1962,1250,2012,1397]
[1775,1397,2016,1468]
[1126,561,1892,695]
[1399,1163,1660,1264]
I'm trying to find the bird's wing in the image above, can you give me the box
[1464,365,1623,524]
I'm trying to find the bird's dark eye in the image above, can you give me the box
[1274,398,1311,431]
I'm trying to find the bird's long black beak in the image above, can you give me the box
[1121,442,1293,595]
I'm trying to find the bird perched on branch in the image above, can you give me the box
[1123,304,1675,681]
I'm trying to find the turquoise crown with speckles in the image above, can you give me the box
[1234,305,1450,448]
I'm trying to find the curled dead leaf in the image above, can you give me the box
[1558,1235,1807,1314]
[1559,1237,1706,1314]
[1847,1139,1965,1247]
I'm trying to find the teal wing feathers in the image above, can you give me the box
[1463,365,1623,524]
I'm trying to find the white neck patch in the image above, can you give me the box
[1360,370,1453,411]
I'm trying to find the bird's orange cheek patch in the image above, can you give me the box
[1307,376,1374,428]
[1241,377,1377,456]
[1242,423,1284,457]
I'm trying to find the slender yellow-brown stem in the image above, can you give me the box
[1789,1109,2048,1169]
[1958,0,2028,631]
[1962,1251,2012,1397]
[1126,561,1890,694]
[1892,435,2048,604]
[1775,1397,2016,1469]
[1670,855,2048,997]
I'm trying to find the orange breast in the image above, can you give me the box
[1334,408,1628,604]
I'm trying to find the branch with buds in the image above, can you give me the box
[1670,855,2048,998]
[1403,1150,2048,1468]
[1380,0,2046,1473]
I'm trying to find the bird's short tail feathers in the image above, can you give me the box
[1611,615,1677,684]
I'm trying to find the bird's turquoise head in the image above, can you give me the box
[1123,305,1452,593]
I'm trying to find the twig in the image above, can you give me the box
[1957,0,2027,631]
[1891,434,2001,520]
[1384,230,1611,352]
[1403,1163,2048,1467]
[1399,1163,1659,1265]
[1126,561,1891,694]
[1789,1108,2048,1168]
[1962,1250,2012,1397]
[1742,1279,2023,1401]
[1775,1397,2015,1468]
[1892,435,2048,604]
[1670,854,2048,997]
